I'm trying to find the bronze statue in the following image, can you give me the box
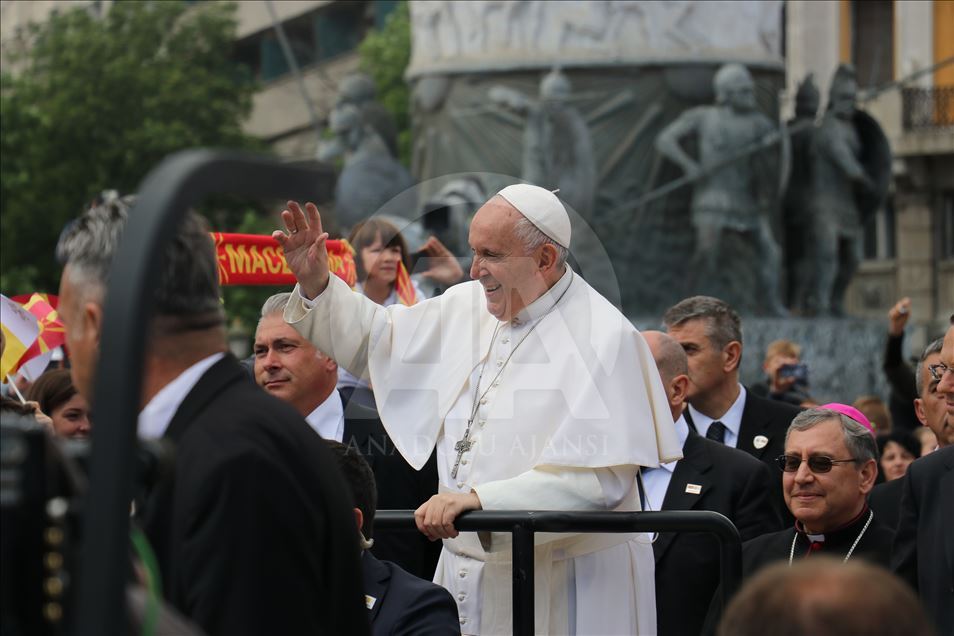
[489,67,596,218]
[654,63,786,315]
[809,64,889,316]
[785,74,820,311]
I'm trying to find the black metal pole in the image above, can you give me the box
[73,150,330,636]
[512,521,535,636]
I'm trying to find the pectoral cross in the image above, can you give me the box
[451,425,475,479]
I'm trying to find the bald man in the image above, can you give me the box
[643,331,784,636]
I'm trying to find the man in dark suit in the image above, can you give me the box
[664,296,802,521]
[643,331,784,636]
[255,292,441,579]
[891,318,954,635]
[324,440,461,636]
[869,336,948,529]
[56,198,368,636]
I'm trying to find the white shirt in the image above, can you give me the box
[687,384,747,448]
[304,389,345,441]
[138,352,226,439]
[642,414,691,512]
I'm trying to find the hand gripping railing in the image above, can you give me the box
[74,150,332,636]
[376,509,742,636]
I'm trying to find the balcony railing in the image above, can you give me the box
[902,85,954,130]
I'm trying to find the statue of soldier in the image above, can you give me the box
[785,74,821,311]
[318,73,400,162]
[810,65,879,316]
[655,63,786,315]
[327,104,414,230]
[489,67,596,219]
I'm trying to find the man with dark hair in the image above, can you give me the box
[56,195,368,635]
[719,557,934,636]
[663,296,801,521]
[643,331,783,636]
[891,316,954,635]
[323,440,461,636]
[255,292,441,579]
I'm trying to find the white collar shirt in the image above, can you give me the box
[687,384,747,448]
[642,414,690,512]
[138,352,226,440]
[305,389,345,442]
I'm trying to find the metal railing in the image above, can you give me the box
[376,509,742,636]
[902,86,954,130]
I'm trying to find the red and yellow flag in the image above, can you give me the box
[211,233,357,288]
[394,263,417,306]
[8,293,65,379]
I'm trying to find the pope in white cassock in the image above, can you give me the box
[273,185,682,635]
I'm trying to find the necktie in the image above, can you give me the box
[706,421,727,444]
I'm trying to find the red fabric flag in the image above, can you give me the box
[211,233,357,287]
[393,262,418,306]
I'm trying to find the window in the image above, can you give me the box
[863,197,897,261]
[939,192,954,260]
[233,2,375,84]
[852,0,894,89]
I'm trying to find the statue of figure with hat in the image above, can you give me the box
[272,186,681,635]
[785,74,821,311]
[489,67,597,219]
[655,63,787,315]
[808,64,890,316]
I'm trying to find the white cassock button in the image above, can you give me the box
[461,459,469,466]
[492,381,499,387]
[479,420,486,427]
[458,593,467,601]
[459,569,468,578]
[456,481,465,489]
[480,398,487,405]
[502,337,510,344]
[496,359,504,367]
[460,618,468,625]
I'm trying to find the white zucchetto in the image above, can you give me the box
[496,184,572,248]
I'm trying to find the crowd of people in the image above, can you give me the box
[1,185,952,636]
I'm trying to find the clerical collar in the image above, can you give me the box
[794,505,871,542]
[511,266,573,326]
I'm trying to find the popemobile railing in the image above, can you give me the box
[376,509,742,636]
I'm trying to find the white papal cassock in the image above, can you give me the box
[286,266,682,635]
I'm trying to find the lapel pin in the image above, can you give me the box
[365,595,377,610]
[686,483,702,495]
[753,435,769,450]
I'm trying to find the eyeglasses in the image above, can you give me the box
[928,363,952,382]
[776,454,859,473]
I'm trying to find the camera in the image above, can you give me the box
[777,362,809,387]
[1,413,173,635]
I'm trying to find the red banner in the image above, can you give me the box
[211,233,357,287]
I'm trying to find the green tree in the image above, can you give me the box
[358,1,411,166]
[1,1,262,295]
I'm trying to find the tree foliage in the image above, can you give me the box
[358,1,411,166]
[0,1,262,294]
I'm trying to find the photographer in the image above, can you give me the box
[751,340,815,408]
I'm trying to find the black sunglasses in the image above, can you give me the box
[776,454,858,473]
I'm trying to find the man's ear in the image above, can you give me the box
[670,374,690,410]
[913,398,927,426]
[83,301,103,347]
[353,507,364,534]
[858,459,878,495]
[537,243,558,272]
[723,341,742,373]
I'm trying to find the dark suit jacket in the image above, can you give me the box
[140,355,369,636]
[868,475,905,532]
[363,552,460,636]
[343,398,442,580]
[891,446,954,635]
[686,391,801,524]
[654,431,784,636]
